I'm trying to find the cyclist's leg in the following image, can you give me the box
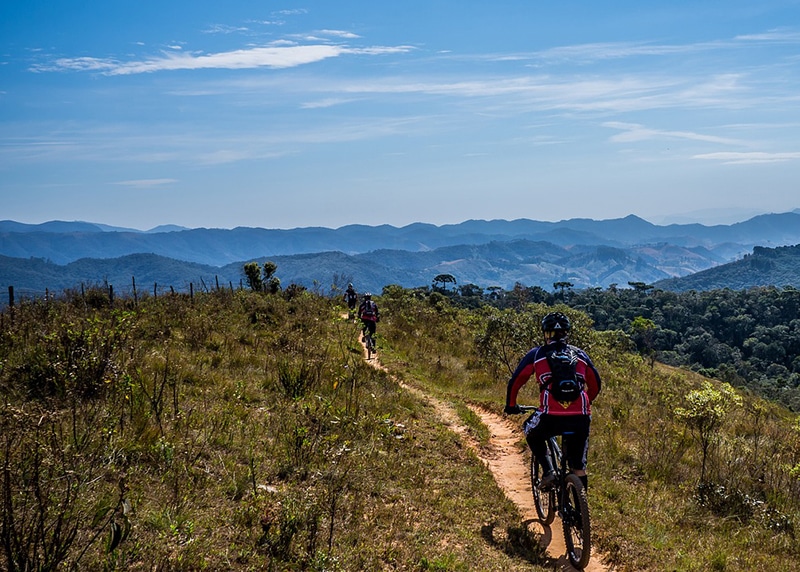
[563,415,591,489]
[360,319,376,343]
[524,412,555,476]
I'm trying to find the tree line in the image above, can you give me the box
[424,277,800,411]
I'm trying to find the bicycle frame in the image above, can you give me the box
[547,434,570,519]
[520,406,591,569]
[362,325,376,359]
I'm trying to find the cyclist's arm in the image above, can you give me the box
[505,348,537,407]
[578,349,602,401]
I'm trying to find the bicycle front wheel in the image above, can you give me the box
[530,456,555,524]
[562,474,591,569]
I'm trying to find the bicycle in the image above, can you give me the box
[362,326,376,360]
[518,405,591,569]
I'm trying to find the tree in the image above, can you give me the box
[243,261,280,293]
[458,283,483,298]
[628,281,654,293]
[631,316,658,368]
[675,381,742,483]
[244,262,263,291]
[432,274,457,292]
[553,281,573,298]
[263,261,281,294]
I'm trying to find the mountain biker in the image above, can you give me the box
[504,311,601,491]
[358,292,380,342]
[343,283,358,316]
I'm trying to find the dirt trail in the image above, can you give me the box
[360,337,610,571]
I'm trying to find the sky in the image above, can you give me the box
[2,1,800,231]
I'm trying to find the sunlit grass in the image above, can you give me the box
[0,288,555,571]
[378,287,800,572]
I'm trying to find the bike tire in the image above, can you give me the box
[562,473,591,569]
[366,335,375,359]
[530,456,556,524]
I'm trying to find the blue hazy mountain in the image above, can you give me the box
[2,212,799,296]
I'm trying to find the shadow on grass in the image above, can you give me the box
[480,520,552,566]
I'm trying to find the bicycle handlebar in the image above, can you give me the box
[506,404,538,414]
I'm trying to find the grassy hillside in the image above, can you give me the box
[1,286,798,571]
[376,288,800,571]
[0,288,543,571]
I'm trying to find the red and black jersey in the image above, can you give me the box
[506,341,601,415]
[358,300,379,322]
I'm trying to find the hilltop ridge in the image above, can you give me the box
[2,211,800,296]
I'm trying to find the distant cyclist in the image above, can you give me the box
[358,292,380,342]
[504,311,601,491]
[343,283,358,318]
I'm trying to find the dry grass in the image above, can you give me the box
[377,288,800,572]
[1,288,552,571]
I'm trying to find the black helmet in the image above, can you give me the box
[364,292,372,299]
[542,312,571,334]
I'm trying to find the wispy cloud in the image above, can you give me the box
[693,151,800,164]
[113,178,179,187]
[734,28,800,42]
[470,31,800,67]
[300,97,358,109]
[605,122,744,145]
[203,24,250,35]
[318,29,361,39]
[31,43,413,75]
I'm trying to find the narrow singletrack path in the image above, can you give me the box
[358,334,610,571]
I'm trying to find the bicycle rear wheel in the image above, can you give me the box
[562,474,591,569]
[530,456,555,524]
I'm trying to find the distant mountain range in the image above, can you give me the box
[2,211,800,297]
[654,244,800,292]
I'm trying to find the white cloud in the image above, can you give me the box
[693,151,800,164]
[300,97,357,109]
[274,9,307,16]
[473,31,800,66]
[734,29,800,42]
[318,29,360,39]
[605,122,744,145]
[203,24,250,35]
[113,178,178,187]
[32,43,413,75]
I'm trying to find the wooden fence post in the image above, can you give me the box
[8,285,14,308]
[132,276,138,305]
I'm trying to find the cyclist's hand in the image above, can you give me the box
[504,404,522,415]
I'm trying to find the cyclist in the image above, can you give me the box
[504,311,601,491]
[343,283,358,317]
[358,292,380,343]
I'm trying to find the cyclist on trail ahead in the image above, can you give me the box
[343,283,358,316]
[504,311,601,491]
[358,292,380,342]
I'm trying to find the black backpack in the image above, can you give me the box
[543,343,582,404]
[361,300,377,318]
